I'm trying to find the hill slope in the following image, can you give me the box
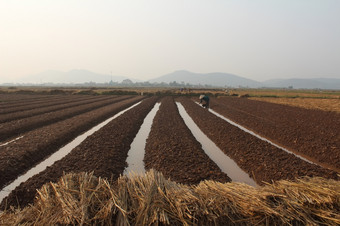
[148,70,263,88]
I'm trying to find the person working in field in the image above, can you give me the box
[199,95,210,108]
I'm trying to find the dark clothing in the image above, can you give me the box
[200,96,209,102]
[200,96,210,108]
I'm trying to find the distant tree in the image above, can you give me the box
[169,81,180,87]
[121,79,133,85]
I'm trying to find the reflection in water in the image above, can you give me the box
[177,102,256,186]
[0,136,24,147]
[205,104,315,165]
[124,103,161,175]
[0,101,142,203]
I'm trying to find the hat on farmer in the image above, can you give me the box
[199,95,204,99]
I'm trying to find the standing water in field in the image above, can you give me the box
[0,136,24,147]
[0,101,142,203]
[205,104,315,165]
[177,103,256,186]
[124,103,161,175]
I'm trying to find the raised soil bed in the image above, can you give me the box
[0,96,145,190]
[144,96,231,185]
[179,97,339,185]
[210,97,340,171]
[1,97,159,209]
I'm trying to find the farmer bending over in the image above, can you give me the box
[199,95,210,108]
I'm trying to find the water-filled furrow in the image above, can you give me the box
[124,103,161,175]
[0,101,142,203]
[199,102,316,165]
[177,102,256,186]
[0,136,24,147]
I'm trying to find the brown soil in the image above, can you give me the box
[0,95,71,109]
[144,97,231,185]
[0,94,101,114]
[0,94,64,106]
[0,95,133,142]
[210,97,340,171]
[0,95,111,123]
[179,97,339,185]
[251,97,340,113]
[0,97,159,209]
[0,96,145,190]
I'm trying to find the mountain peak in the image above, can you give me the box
[149,70,262,88]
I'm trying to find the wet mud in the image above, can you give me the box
[0,102,142,203]
[0,96,145,190]
[144,97,231,185]
[179,97,338,185]
[0,95,133,142]
[209,97,340,171]
[0,97,159,209]
[124,103,161,175]
[0,94,69,109]
[0,95,108,122]
[177,102,256,186]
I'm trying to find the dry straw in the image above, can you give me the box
[0,170,339,225]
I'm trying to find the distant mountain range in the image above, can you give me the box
[3,69,340,89]
[18,69,138,84]
[148,70,263,88]
[148,70,340,89]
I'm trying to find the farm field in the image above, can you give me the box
[209,96,340,171]
[251,97,340,113]
[0,95,145,189]
[0,92,339,224]
[144,97,231,184]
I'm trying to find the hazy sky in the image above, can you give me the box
[1,0,340,82]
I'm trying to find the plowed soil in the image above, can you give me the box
[179,97,339,185]
[0,94,66,108]
[1,97,159,209]
[210,97,340,171]
[0,96,108,118]
[0,95,111,123]
[0,95,93,114]
[251,97,340,113]
[0,96,145,190]
[144,97,231,185]
[0,95,132,142]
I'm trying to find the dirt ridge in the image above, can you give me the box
[210,97,340,170]
[0,96,144,190]
[144,97,231,184]
[179,97,338,185]
[0,97,159,209]
[0,95,133,142]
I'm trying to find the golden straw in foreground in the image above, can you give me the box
[1,170,339,225]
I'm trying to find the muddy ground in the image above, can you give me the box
[0,95,110,123]
[0,96,145,190]
[0,95,87,114]
[0,94,65,107]
[0,95,133,142]
[1,97,159,209]
[179,97,339,185]
[209,97,340,170]
[144,97,231,185]
[1,94,338,210]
